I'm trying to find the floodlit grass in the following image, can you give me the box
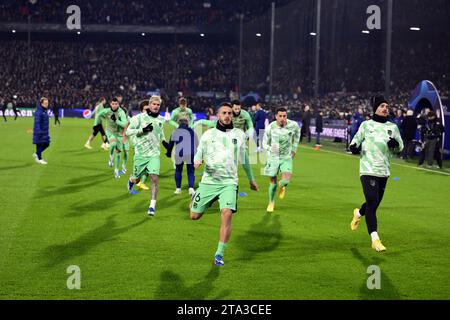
[0,117,449,299]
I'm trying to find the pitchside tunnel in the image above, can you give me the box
[408,80,449,159]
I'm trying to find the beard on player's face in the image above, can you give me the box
[375,104,389,117]
[219,116,232,125]
[217,107,233,125]
[276,113,287,126]
[149,103,160,114]
[110,102,119,111]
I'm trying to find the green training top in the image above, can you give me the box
[192,119,216,129]
[93,103,105,124]
[170,107,194,128]
[263,119,300,160]
[194,127,254,185]
[126,113,166,158]
[94,107,127,136]
[350,119,404,177]
[233,109,254,133]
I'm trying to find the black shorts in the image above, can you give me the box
[92,124,106,137]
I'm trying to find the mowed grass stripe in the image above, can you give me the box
[0,118,449,299]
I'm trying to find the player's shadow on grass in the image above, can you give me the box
[60,148,99,156]
[156,192,191,213]
[67,193,130,217]
[234,214,282,261]
[52,162,112,173]
[41,215,147,268]
[155,267,230,299]
[350,248,402,299]
[35,173,112,199]
[0,163,31,172]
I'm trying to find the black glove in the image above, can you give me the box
[111,113,116,122]
[142,123,153,133]
[349,144,361,155]
[162,140,169,150]
[387,137,399,150]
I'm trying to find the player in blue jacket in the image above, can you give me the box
[32,97,50,165]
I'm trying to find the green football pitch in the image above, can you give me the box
[0,117,449,300]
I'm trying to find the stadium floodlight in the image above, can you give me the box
[362,30,370,34]
[77,31,81,35]
[200,33,205,37]
[12,30,16,33]
[141,33,146,36]
[256,33,262,37]
[410,27,421,31]
[310,32,317,36]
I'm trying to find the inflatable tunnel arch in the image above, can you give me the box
[408,80,448,158]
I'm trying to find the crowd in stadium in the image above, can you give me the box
[0,41,239,110]
[3,0,447,25]
[0,0,292,25]
[1,38,448,119]
[1,0,449,119]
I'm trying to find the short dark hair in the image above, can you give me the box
[276,107,287,114]
[111,98,119,103]
[231,100,241,106]
[178,117,189,126]
[179,97,187,104]
[217,102,232,112]
[139,100,149,111]
[219,102,232,108]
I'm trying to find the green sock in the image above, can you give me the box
[109,144,115,157]
[115,153,121,170]
[215,242,228,257]
[269,183,277,203]
[123,151,128,166]
[280,179,290,187]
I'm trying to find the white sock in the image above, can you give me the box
[86,140,90,145]
[356,210,361,218]
[370,232,380,242]
[150,200,156,209]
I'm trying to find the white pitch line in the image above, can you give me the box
[299,146,450,176]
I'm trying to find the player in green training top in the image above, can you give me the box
[349,95,404,252]
[84,97,109,150]
[119,105,131,175]
[95,97,128,178]
[122,106,149,191]
[231,100,255,138]
[262,108,300,213]
[192,101,255,138]
[191,102,259,266]
[126,96,168,216]
[170,97,194,128]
